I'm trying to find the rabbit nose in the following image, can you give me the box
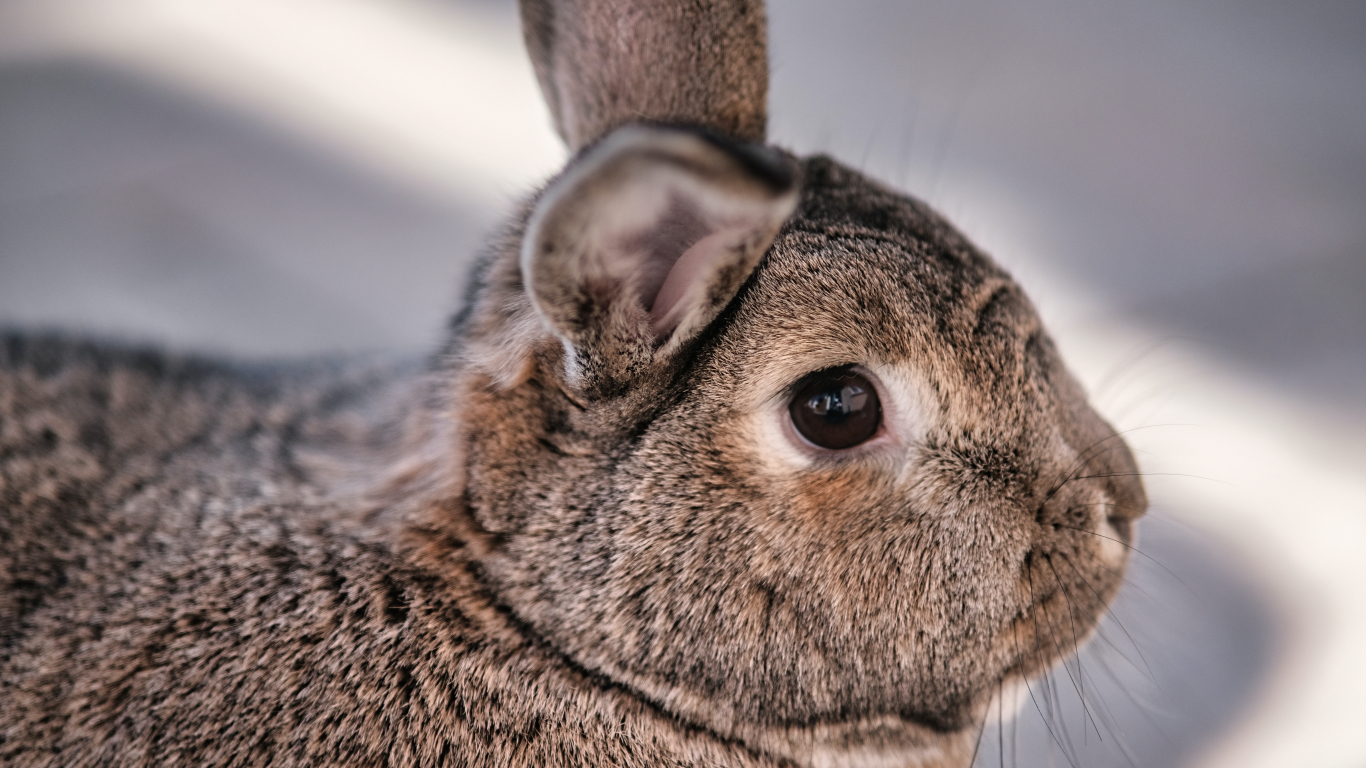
[1030,485,1133,567]
[1087,421,1148,522]
[1105,469,1148,523]
[1033,489,1094,535]
[1095,480,1147,562]
[1084,441,1148,531]
[1033,464,1142,534]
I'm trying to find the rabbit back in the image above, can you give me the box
[0,335,775,767]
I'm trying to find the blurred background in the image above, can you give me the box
[0,0,1362,765]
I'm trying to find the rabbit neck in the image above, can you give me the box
[389,351,983,768]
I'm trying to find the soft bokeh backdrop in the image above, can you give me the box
[2,0,1363,765]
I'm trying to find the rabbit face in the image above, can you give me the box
[444,130,1146,761]
[440,1,1148,761]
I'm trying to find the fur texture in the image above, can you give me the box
[0,337,765,767]
[0,0,1145,765]
[520,0,769,149]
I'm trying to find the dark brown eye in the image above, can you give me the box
[788,368,882,450]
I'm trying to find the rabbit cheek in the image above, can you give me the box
[1002,481,1134,684]
[783,464,900,533]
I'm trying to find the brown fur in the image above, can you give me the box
[438,154,1145,765]
[520,0,769,149]
[0,1,1144,766]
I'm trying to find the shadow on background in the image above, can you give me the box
[0,61,484,357]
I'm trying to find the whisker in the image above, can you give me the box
[1048,666,1082,765]
[1027,570,1083,767]
[1068,470,1229,486]
[1042,432,1134,505]
[1052,522,1196,598]
[968,677,990,768]
[1079,614,1155,683]
[1107,381,1194,430]
[1056,551,1162,690]
[1032,549,1163,765]
[998,675,1005,768]
[1077,658,1147,768]
[1043,554,1103,742]
[1039,575,1100,747]
[1086,641,1182,758]
[1070,499,1147,516]
[1011,620,1079,768]
[1037,423,1192,515]
[1071,658,1130,758]
[1134,503,1205,533]
[1064,550,1191,757]
[1047,637,1089,763]
[1090,335,1195,404]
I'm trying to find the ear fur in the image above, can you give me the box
[521,126,797,392]
[519,0,769,150]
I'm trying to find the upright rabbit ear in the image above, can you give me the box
[522,126,797,393]
[519,0,769,150]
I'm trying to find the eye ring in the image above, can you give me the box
[787,366,883,450]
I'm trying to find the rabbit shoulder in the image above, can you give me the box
[0,335,773,767]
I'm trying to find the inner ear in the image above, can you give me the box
[521,126,798,386]
[620,194,727,336]
[625,195,707,312]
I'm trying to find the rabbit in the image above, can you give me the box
[0,0,1147,765]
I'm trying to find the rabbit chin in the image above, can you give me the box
[744,678,1028,768]
[742,717,983,768]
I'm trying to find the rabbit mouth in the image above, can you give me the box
[996,547,1120,688]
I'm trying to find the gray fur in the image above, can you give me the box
[520,0,769,149]
[0,1,1144,766]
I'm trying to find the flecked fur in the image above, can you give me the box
[0,0,1145,765]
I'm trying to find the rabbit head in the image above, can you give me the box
[421,0,1147,764]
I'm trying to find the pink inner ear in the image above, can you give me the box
[648,229,737,336]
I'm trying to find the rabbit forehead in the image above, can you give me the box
[714,227,1043,422]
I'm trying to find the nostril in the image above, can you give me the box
[1034,503,1072,533]
[1036,497,1110,536]
[1100,493,1147,540]
[1106,514,1132,541]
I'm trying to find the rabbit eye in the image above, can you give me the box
[788,368,882,450]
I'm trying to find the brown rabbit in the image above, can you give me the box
[0,0,1146,765]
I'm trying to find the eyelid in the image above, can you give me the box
[784,364,860,399]
[782,364,898,458]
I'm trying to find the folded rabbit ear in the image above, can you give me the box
[522,126,797,393]
[519,0,769,150]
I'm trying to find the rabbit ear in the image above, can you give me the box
[519,0,769,151]
[522,126,797,393]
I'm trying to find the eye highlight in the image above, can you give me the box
[788,367,882,450]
